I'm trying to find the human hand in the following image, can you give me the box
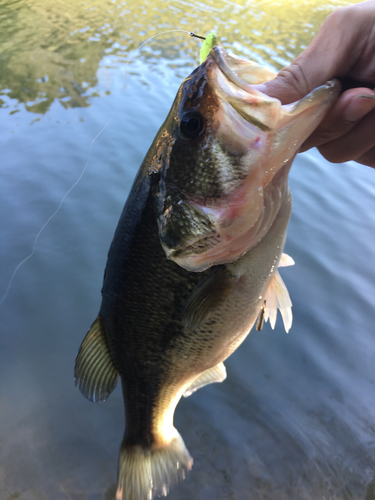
[255,0,375,167]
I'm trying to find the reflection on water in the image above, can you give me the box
[1,0,375,499]
[0,0,360,114]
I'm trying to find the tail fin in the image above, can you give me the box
[116,431,193,500]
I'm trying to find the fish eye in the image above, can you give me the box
[179,110,204,140]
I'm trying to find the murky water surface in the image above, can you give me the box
[1,0,375,499]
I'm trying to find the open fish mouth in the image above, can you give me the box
[157,43,340,272]
[210,44,283,131]
[212,44,273,93]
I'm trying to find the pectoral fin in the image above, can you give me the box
[183,363,227,397]
[181,268,234,331]
[74,316,119,402]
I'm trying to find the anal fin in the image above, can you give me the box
[74,316,119,402]
[183,362,227,397]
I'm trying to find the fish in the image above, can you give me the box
[74,40,340,500]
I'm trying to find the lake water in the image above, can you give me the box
[1,0,375,499]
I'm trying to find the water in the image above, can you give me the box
[1,0,375,499]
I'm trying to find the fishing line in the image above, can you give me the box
[0,28,202,308]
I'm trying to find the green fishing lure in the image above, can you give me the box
[199,32,218,63]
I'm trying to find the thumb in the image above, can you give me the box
[253,7,355,104]
[254,62,315,105]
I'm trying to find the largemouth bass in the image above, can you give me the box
[74,41,339,500]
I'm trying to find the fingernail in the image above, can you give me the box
[344,95,375,122]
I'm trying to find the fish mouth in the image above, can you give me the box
[212,45,256,94]
[159,47,285,272]
[159,44,339,272]
[212,44,276,88]
[206,44,282,133]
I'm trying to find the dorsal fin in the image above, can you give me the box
[74,316,119,402]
